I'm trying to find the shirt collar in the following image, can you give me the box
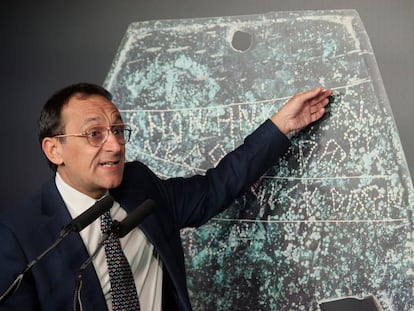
[55,172,108,219]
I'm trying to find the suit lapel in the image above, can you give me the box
[38,179,108,309]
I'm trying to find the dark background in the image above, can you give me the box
[1,0,413,209]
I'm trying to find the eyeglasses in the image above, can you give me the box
[53,123,132,147]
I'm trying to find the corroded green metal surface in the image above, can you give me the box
[104,10,414,310]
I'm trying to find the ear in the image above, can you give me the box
[42,137,64,166]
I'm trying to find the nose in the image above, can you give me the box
[102,129,122,152]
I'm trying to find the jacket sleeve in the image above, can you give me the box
[158,119,291,228]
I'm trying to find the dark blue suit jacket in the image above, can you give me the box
[0,120,290,310]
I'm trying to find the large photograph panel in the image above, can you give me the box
[105,10,414,310]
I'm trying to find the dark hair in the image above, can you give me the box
[38,82,113,171]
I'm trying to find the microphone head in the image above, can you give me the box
[112,199,155,238]
[66,195,114,233]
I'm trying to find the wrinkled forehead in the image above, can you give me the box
[63,94,124,128]
[82,111,124,126]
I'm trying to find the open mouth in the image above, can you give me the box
[100,161,119,167]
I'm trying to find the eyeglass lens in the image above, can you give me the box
[87,125,131,146]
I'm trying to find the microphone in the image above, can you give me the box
[62,195,115,234]
[0,195,114,303]
[112,199,155,237]
[73,199,155,311]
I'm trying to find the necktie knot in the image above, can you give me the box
[100,210,113,234]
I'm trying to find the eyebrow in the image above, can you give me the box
[81,117,105,129]
[112,114,124,123]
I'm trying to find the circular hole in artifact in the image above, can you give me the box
[231,30,253,52]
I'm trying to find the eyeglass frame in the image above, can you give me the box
[53,123,132,147]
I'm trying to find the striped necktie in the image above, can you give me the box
[101,210,141,310]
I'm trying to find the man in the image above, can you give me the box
[0,83,331,310]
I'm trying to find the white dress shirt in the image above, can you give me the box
[55,173,163,311]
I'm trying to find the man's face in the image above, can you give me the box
[53,94,126,198]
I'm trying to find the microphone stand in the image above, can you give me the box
[0,196,114,304]
[72,233,109,311]
[0,228,71,302]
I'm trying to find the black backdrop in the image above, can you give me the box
[1,0,413,209]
